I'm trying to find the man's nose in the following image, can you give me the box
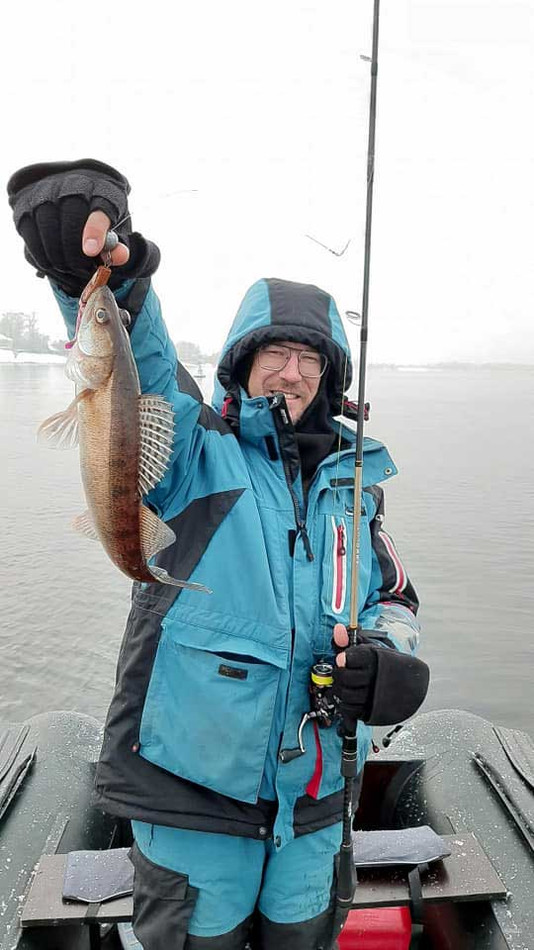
[279,352,302,382]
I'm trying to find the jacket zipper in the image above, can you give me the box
[331,516,347,614]
[270,397,314,562]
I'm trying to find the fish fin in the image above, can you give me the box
[65,357,100,389]
[72,509,99,541]
[147,565,212,593]
[139,505,212,593]
[37,391,90,449]
[139,504,176,558]
[138,394,175,496]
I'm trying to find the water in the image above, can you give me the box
[1,362,533,735]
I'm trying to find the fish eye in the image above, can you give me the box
[95,308,109,324]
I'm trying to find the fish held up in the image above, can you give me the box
[38,281,210,593]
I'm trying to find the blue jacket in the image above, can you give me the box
[53,276,420,847]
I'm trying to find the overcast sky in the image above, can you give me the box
[1,0,533,365]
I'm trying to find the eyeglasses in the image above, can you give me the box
[256,344,329,378]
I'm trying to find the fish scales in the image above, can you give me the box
[38,281,210,593]
[78,363,149,583]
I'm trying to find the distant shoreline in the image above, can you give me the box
[1,351,533,372]
[369,362,534,371]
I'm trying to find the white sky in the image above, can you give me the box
[1,0,533,364]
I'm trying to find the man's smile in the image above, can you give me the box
[267,389,301,400]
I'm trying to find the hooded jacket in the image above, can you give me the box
[52,275,420,848]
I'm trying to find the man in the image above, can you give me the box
[8,160,429,950]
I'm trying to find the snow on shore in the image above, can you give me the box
[0,349,66,364]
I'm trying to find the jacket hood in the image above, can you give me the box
[214,278,352,413]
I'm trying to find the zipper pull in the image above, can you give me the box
[298,523,314,562]
[269,393,290,425]
[337,523,346,557]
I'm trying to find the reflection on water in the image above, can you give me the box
[1,362,533,735]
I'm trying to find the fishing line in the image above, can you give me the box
[332,309,362,508]
[332,339,351,512]
[105,189,200,241]
[305,234,352,257]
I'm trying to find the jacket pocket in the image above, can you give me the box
[130,842,198,950]
[139,621,282,803]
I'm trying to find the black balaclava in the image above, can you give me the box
[294,372,338,495]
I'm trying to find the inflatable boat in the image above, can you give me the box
[0,708,532,949]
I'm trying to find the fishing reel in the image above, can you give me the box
[309,662,338,728]
[279,662,339,763]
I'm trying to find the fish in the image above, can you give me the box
[38,281,210,593]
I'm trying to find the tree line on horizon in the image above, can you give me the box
[0,311,220,364]
[0,311,63,354]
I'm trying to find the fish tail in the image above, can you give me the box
[140,505,211,592]
[147,565,212,593]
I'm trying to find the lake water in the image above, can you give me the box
[1,360,533,736]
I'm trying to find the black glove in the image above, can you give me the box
[7,159,160,297]
[333,643,379,730]
[333,637,430,730]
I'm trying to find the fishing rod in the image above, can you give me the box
[336,0,381,911]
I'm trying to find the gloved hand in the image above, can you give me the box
[333,623,430,729]
[7,159,160,297]
[332,638,379,730]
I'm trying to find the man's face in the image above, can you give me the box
[247,340,323,424]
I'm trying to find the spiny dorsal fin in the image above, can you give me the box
[138,394,175,496]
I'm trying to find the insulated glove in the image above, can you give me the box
[7,159,160,297]
[333,637,430,729]
[333,642,379,730]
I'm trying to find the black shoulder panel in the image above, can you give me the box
[363,484,383,516]
[176,361,203,402]
[197,403,233,434]
[147,488,245,612]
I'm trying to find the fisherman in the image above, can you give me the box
[8,160,429,950]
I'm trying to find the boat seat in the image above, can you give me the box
[21,851,133,949]
[349,831,507,908]
[20,832,506,948]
